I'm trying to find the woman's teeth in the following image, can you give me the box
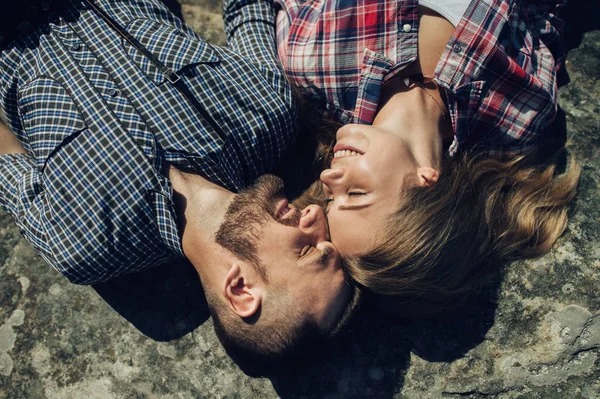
[333,150,360,158]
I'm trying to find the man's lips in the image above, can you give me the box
[274,198,296,220]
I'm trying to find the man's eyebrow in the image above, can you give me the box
[338,203,372,211]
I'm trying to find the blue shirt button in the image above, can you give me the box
[109,89,119,98]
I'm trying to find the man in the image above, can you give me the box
[0,0,355,364]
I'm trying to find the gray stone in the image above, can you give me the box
[561,283,575,295]
[17,277,29,293]
[1,1,599,398]
[0,353,13,378]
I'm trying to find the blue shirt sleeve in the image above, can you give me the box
[222,0,299,149]
[0,153,56,265]
[222,0,281,66]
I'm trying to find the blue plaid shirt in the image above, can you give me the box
[0,0,296,284]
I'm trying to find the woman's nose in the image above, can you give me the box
[320,168,344,186]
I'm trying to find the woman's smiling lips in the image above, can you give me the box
[333,143,364,154]
[332,143,364,162]
[333,149,361,159]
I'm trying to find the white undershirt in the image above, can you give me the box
[419,0,473,27]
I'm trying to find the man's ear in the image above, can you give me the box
[416,167,439,187]
[222,264,263,318]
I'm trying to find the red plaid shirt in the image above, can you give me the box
[276,0,567,154]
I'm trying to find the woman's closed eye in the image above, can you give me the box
[325,191,366,206]
[348,191,366,197]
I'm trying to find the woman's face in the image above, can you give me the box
[320,123,419,257]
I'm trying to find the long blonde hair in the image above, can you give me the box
[343,149,580,315]
[290,89,581,316]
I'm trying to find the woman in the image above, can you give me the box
[278,0,580,314]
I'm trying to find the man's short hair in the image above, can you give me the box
[209,175,362,373]
[206,281,361,375]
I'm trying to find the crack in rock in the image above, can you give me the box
[442,387,519,397]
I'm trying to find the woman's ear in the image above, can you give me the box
[417,167,439,187]
[222,264,263,318]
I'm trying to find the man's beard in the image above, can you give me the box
[215,174,300,278]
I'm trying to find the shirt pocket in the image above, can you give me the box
[17,77,87,171]
[122,18,219,85]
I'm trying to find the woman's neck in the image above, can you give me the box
[375,77,447,170]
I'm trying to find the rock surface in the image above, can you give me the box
[1,1,599,398]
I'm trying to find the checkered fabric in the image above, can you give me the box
[276,0,567,154]
[0,0,295,284]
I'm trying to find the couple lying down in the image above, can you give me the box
[0,0,579,370]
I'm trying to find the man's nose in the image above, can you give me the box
[320,168,344,186]
[299,204,327,240]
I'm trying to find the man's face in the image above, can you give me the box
[216,175,351,331]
